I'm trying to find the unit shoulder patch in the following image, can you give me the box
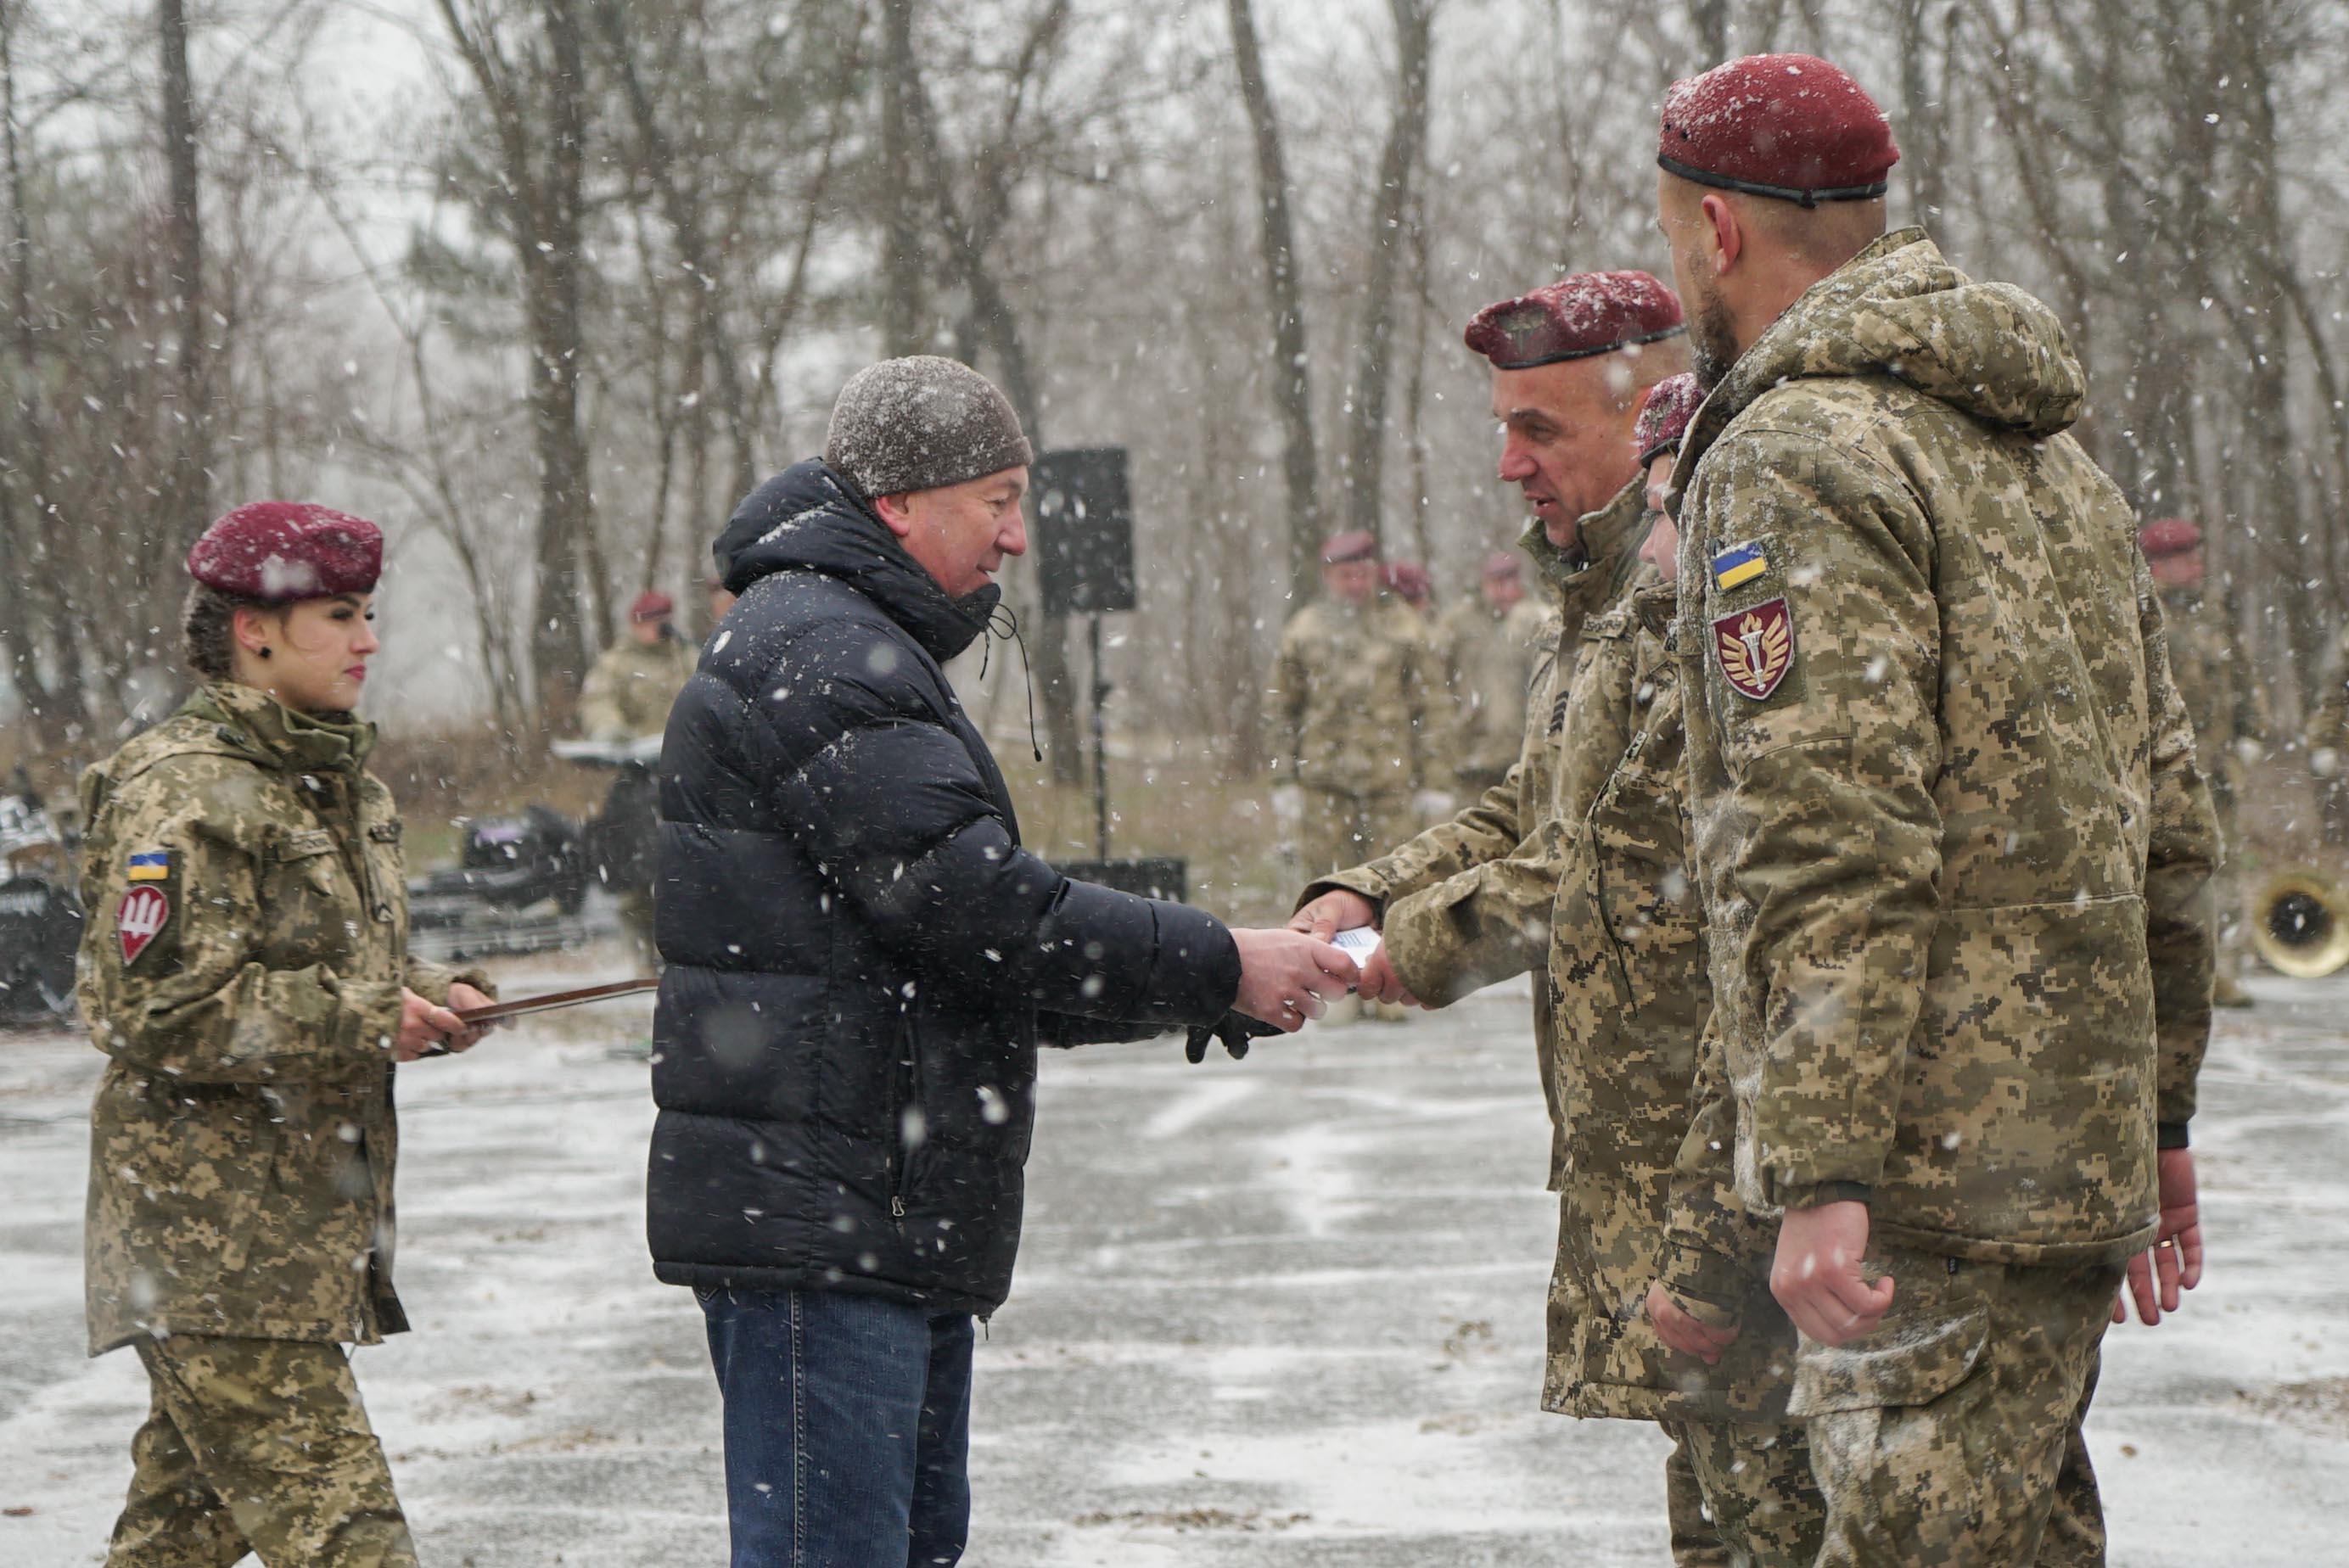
[1713,598,1795,702]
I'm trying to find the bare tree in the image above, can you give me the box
[432,0,603,726]
[1340,0,1437,546]
[157,0,210,556]
[1225,0,1320,602]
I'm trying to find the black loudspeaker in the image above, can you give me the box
[1034,448,1136,614]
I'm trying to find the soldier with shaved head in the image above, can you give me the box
[1645,53,2219,1564]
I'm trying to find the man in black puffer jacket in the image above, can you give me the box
[653,356,1357,1568]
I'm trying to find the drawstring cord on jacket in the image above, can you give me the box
[978,602,1044,762]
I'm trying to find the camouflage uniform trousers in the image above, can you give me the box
[109,1336,415,1568]
[1294,787,1418,882]
[1795,1246,2123,1568]
[1659,1417,1824,1568]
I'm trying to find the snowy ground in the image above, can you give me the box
[1,949,2344,1565]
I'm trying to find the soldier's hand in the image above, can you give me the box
[2116,1147,2202,1326]
[1769,1199,1895,1347]
[1290,888,1377,942]
[396,988,476,1061]
[1644,1280,1742,1366]
[1230,927,1360,1033]
[1354,946,1420,1007]
[440,983,497,1052]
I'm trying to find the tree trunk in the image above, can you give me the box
[533,0,597,724]
[1341,0,1435,546]
[590,0,757,501]
[157,0,210,557]
[880,0,927,357]
[0,0,86,753]
[1225,0,1320,604]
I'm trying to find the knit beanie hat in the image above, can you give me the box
[824,356,1035,501]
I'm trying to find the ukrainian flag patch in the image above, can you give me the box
[126,850,172,882]
[1711,542,1769,592]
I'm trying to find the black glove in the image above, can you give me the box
[1185,1011,1278,1063]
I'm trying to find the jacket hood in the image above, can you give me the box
[1679,228,2087,476]
[715,459,999,664]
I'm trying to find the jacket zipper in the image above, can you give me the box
[888,1012,920,1227]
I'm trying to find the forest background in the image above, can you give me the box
[1,0,2341,894]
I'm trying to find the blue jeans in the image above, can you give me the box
[697,1286,974,1568]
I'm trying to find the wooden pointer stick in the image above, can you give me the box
[451,976,659,1025]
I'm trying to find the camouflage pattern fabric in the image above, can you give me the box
[2160,585,2259,978]
[577,632,698,742]
[1666,227,2219,1262]
[1272,595,1432,796]
[1794,1248,2124,1567]
[76,681,486,1353]
[1435,593,1551,790]
[1294,788,1419,881]
[1300,484,1647,1189]
[1536,582,1799,1427]
[110,1335,415,1568]
[1659,1415,1825,1568]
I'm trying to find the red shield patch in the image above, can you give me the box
[1713,597,1795,701]
[118,886,171,965]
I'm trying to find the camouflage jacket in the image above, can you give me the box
[1272,596,1431,795]
[578,633,698,742]
[2159,588,2261,792]
[77,682,484,1353]
[1540,582,1791,1420]
[1438,595,1552,789]
[1667,228,2217,1268]
[1301,483,1649,1185]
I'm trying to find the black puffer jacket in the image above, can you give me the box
[649,461,1242,1314]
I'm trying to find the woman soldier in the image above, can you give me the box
[76,501,495,1567]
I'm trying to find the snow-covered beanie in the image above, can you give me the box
[824,356,1035,501]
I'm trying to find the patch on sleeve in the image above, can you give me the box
[117,885,173,966]
[1711,541,1769,592]
[126,850,172,882]
[1713,598,1795,701]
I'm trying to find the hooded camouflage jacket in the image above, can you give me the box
[77,682,483,1353]
[1667,228,2217,1267]
[1299,487,1647,1185]
[1540,581,1791,1420]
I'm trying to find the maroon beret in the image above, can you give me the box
[1634,373,1707,467]
[186,501,383,601]
[1658,53,1899,207]
[1464,272,1685,371]
[1480,551,1522,580]
[1382,561,1432,606]
[2139,518,2203,559]
[631,590,676,622]
[1320,529,1380,565]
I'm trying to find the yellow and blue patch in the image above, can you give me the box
[126,850,172,882]
[1711,542,1769,592]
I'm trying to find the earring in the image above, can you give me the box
[257,647,272,660]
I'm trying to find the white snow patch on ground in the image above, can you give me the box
[0,950,2343,1564]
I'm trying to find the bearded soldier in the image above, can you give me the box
[1648,54,2218,1565]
